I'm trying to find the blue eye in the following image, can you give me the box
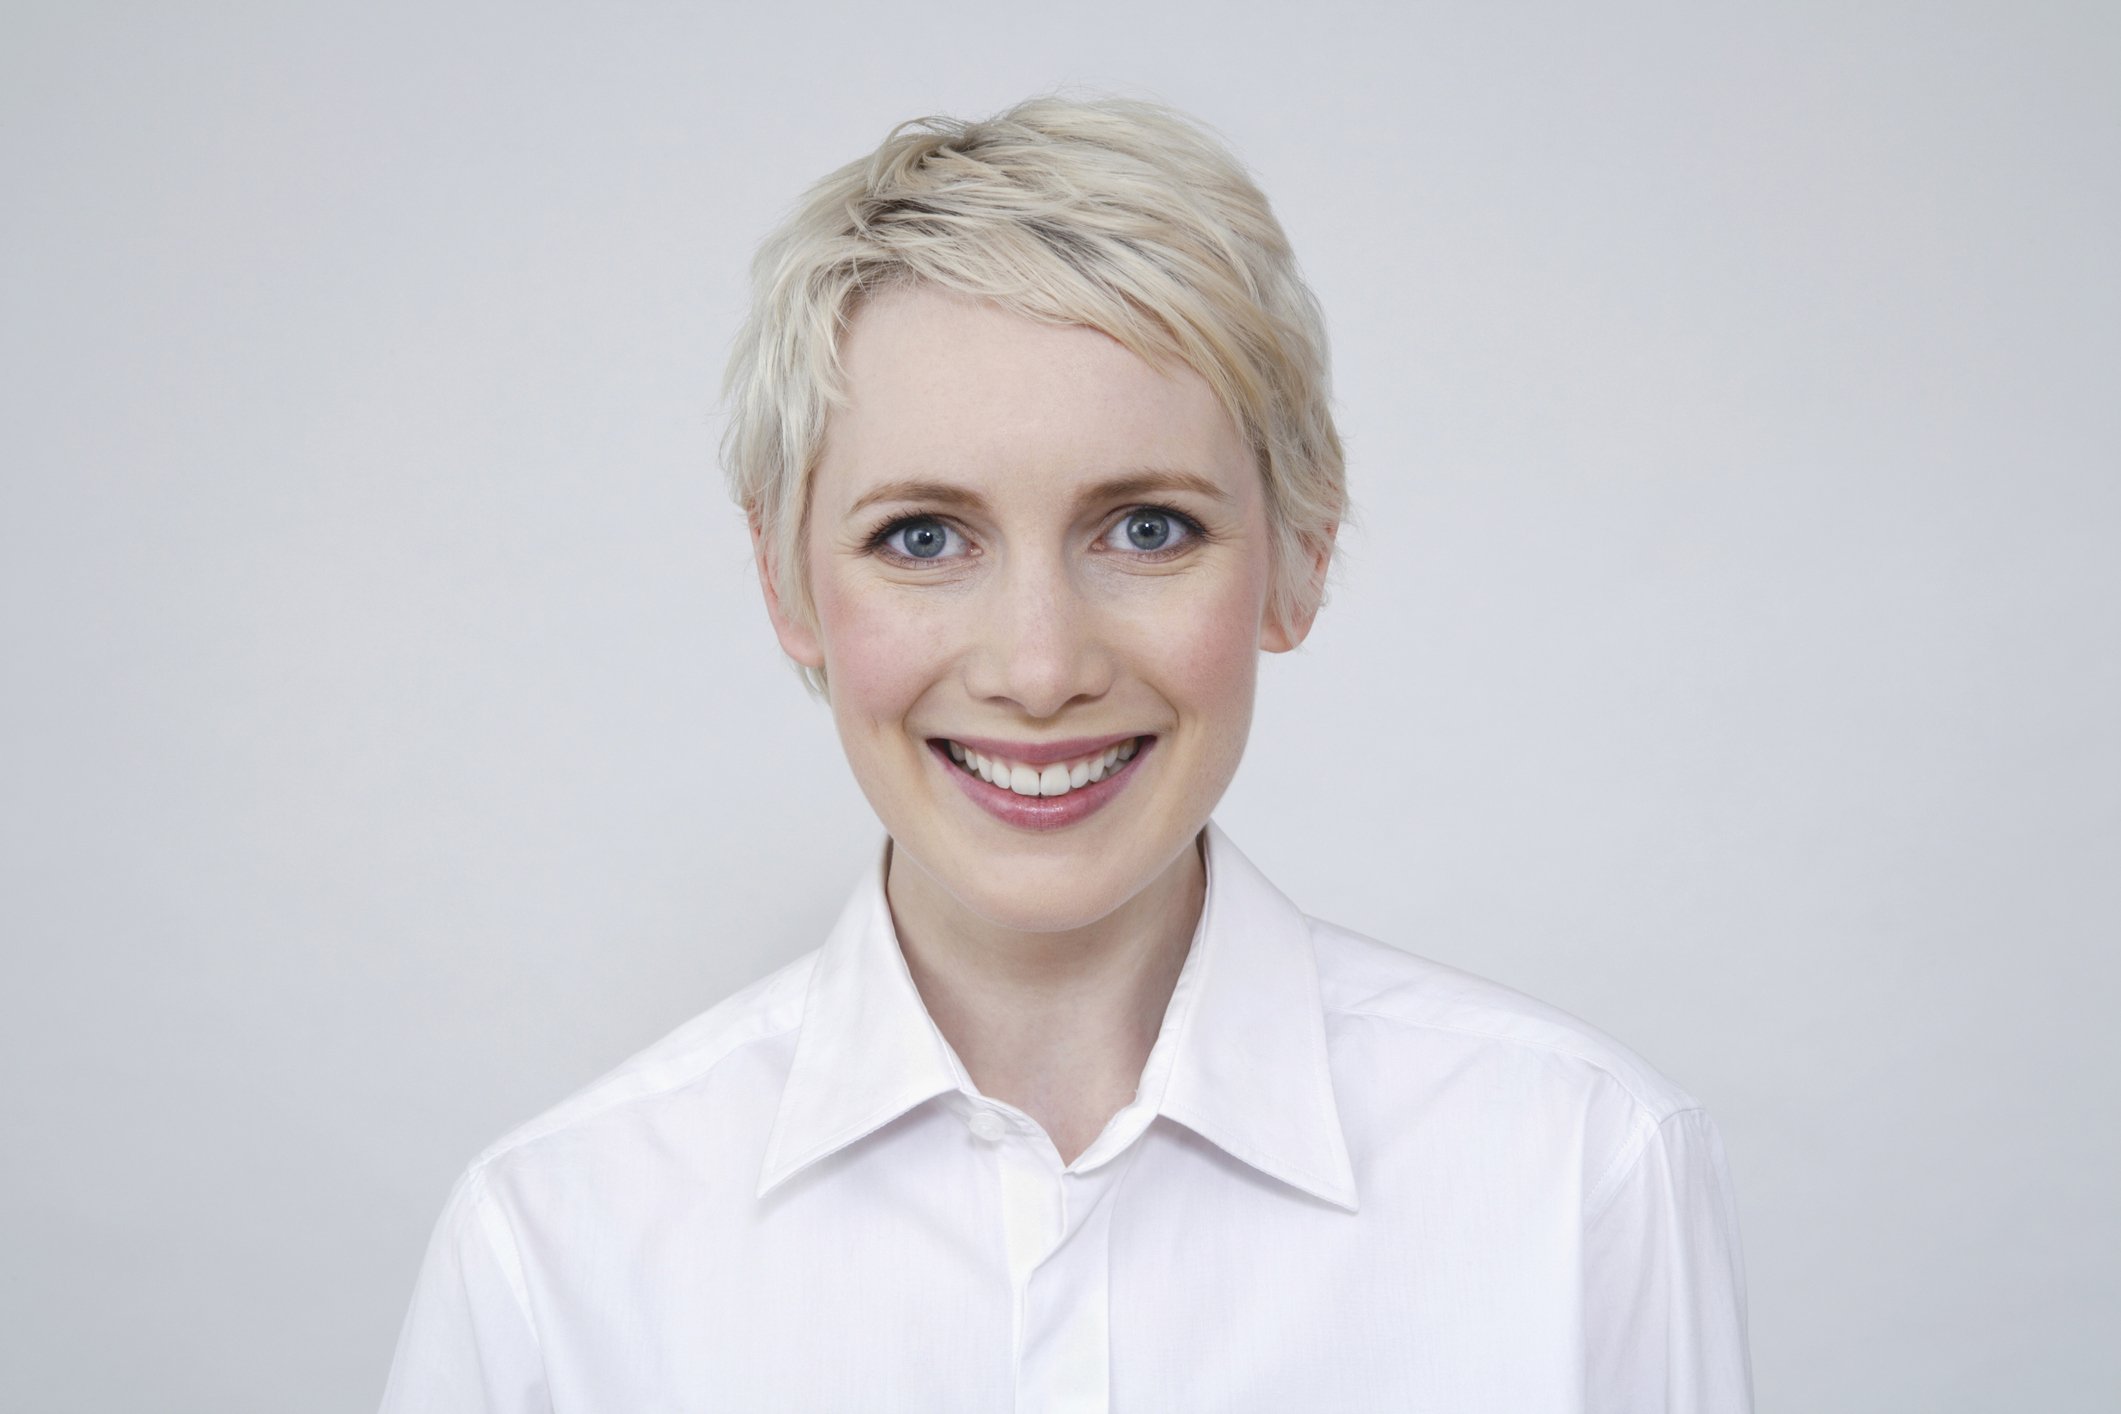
[877,515,963,561]
[1104,508,1198,555]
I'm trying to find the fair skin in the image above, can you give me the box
[754,283,1330,1164]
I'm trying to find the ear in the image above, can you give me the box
[750,514,825,670]
[1260,523,1338,653]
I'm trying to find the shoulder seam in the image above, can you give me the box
[460,1164,545,1363]
[1332,1005,1689,1120]
[467,999,809,1175]
[1582,1104,1709,1224]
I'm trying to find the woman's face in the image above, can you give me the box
[759,283,1319,934]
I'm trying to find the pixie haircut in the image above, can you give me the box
[720,94,1347,695]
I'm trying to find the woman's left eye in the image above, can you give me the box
[1101,507,1199,556]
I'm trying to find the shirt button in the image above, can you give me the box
[967,1110,1008,1142]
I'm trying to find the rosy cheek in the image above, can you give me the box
[813,573,949,728]
[1119,561,1266,714]
[1184,575,1268,697]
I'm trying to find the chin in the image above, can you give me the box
[888,819,1160,934]
[952,883,1131,936]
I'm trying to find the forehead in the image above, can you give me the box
[815,284,1252,506]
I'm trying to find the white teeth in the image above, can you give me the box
[942,737,1145,798]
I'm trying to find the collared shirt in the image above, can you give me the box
[380,821,1753,1412]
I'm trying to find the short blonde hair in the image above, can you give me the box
[720,94,1347,694]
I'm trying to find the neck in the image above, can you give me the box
[885,831,1206,1164]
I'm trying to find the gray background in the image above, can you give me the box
[3,2,2115,1410]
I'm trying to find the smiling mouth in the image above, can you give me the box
[932,736,1149,798]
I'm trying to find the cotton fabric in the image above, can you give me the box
[380,821,1752,1412]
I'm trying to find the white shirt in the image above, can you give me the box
[381,821,1753,1412]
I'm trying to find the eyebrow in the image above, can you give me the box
[845,468,1236,520]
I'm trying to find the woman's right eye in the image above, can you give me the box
[877,516,967,562]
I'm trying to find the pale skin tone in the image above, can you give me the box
[755,284,1331,1164]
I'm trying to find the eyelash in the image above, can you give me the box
[861,506,1210,566]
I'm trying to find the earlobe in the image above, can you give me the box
[1259,605,1316,654]
[1260,524,1337,654]
[750,516,826,670]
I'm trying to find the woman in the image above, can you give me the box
[381,96,1752,1412]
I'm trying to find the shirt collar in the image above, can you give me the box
[756,819,1359,1212]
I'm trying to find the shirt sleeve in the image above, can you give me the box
[1582,1106,1755,1413]
[378,1163,551,1414]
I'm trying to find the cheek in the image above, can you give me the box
[1126,556,1268,718]
[812,573,947,726]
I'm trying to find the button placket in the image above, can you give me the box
[1014,1168,1122,1413]
[965,1109,1062,1377]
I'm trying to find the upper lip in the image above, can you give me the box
[934,732,1147,767]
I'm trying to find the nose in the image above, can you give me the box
[964,552,1115,719]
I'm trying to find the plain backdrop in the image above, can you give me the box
[3,3,2116,1410]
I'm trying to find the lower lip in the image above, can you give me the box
[928,737,1155,832]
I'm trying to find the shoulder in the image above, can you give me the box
[1305,913,1703,1124]
[458,947,820,1182]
